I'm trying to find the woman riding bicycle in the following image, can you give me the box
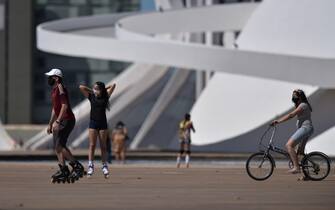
[271,89,313,174]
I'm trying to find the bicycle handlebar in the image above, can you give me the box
[259,124,277,149]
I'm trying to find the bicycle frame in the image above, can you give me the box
[261,126,287,155]
[259,126,291,167]
[261,126,315,168]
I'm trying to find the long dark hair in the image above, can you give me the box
[293,89,312,112]
[95,81,110,111]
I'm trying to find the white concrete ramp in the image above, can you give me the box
[0,119,14,150]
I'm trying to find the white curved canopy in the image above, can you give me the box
[37,3,335,88]
[35,0,335,154]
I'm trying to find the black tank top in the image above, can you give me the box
[88,93,107,122]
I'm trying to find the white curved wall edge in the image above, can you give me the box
[118,4,256,34]
[190,73,317,146]
[191,0,324,146]
[0,119,15,150]
[306,127,335,156]
[237,0,335,58]
[37,3,335,88]
[35,0,335,152]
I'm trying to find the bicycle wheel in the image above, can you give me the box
[301,152,330,181]
[246,152,274,181]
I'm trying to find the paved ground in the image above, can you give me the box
[0,150,253,161]
[0,162,334,210]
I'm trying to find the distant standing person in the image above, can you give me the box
[177,113,195,168]
[45,68,85,183]
[79,82,116,178]
[111,121,128,164]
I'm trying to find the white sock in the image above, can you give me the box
[177,156,181,165]
[185,155,190,164]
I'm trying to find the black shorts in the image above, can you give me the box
[89,119,108,130]
[53,119,75,148]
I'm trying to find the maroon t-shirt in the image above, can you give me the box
[51,84,75,120]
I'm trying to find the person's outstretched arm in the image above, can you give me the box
[79,84,92,98]
[191,123,196,133]
[272,106,303,125]
[106,83,116,97]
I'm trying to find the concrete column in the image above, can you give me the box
[0,1,4,30]
[0,0,6,122]
[0,30,5,121]
[6,0,33,124]
[224,31,235,50]
[204,0,213,85]
[194,0,204,99]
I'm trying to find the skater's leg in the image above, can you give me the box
[98,129,108,164]
[84,129,98,177]
[57,119,76,163]
[54,143,66,166]
[62,146,75,162]
[53,127,65,166]
[89,129,98,162]
[99,130,110,177]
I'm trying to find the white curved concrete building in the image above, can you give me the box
[23,0,335,156]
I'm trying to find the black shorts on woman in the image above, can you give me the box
[88,93,108,130]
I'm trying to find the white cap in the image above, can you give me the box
[45,68,63,78]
